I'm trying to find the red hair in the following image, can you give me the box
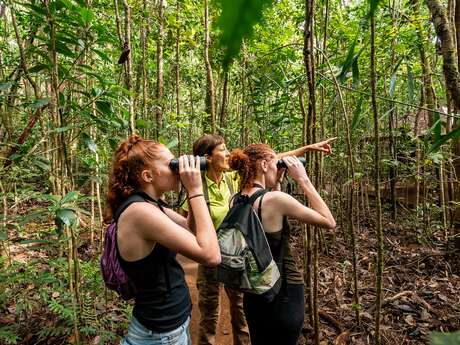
[229,144,274,190]
[106,135,163,220]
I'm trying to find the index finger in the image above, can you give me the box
[326,137,337,143]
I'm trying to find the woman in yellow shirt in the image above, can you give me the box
[182,134,335,345]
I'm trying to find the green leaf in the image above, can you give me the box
[429,125,460,153]
[0,82,14,90]
[55,208,77,228]
[33,156,50,171]
[55,41,75,58]
[430,331,460,345]
[29,98,49,109]
[0,229,8,241]
[96,100,112,115]
[217,0,275,69]
[80,133,97,153]
[28,64,50,73]
[78,6,94,26]
[61,191,79,205]
[338,34,358,83]
[165,138,179,149]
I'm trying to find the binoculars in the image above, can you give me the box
[169,156,306,171]
[276,156,306,168]
[169,157,208,171]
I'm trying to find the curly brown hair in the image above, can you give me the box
[106,135,163,220]
[229,144,274,190]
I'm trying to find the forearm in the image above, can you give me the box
[189,196,220,259]
[299,179,335,228]
[277,145,311,158]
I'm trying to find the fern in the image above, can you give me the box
[0,325,19,344]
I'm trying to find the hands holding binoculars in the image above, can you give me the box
[176,155,204,196]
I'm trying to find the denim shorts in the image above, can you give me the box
[121,316,191,345]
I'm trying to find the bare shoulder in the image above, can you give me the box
[119,201,166,225]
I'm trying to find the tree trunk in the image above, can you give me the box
[204,0,215,132]
[427,0,460,111]
[176,0,182,154]
[155,0,165,139]
[219,71,229,131]
[121,0,135,135]
[370,11,384,345]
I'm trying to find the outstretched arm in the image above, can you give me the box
[277,137,336,158]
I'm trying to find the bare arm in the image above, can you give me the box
[128,204,220,265]
[278,156,335,229]
[277,137,336,158]
[133,155,220,266]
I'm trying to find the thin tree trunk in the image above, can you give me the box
[175,0,182,154]
[121,0,135,135]
[219,71,229,131]
[204,0,215,132]
[155,0,165,139]
[370,11,384,345]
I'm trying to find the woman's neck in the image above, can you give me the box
[206,166,224,185]
[142,185,162,201]
[242,177,265,195]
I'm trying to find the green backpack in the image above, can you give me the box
[212,188,284,302]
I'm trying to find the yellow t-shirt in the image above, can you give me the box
[182,171,240,229]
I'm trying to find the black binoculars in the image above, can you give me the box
[276,157,306,169]
[169,157,207,171]
[170,156,306,171]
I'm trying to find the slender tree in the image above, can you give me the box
[370,5,384,345]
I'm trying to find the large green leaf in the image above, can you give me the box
[217,0,275,69]
[55,208,77,228]
[60,191,79,205]
[338,34,358,83]
[429,123,460,153]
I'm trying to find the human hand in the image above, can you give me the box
[179,155,203,196]
[282,156,310,185]
[308,137,336,155]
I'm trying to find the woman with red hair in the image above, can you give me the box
[229,144,336,345]
[106,135,220,345]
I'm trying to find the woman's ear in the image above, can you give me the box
[141,169,153,184]
[260,159,268,173]
[205,153,212,163]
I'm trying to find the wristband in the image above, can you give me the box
[188,193,204,200]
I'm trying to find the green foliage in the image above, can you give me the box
[0,325,19,344]
[216,0,275,69]
[430,331,460,345]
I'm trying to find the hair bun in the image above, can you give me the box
[229,149,249,172]
[127,134,141,149]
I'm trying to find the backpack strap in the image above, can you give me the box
[113,192,172,294]
[201,173,211,211]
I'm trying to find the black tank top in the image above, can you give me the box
[115,193,192,332]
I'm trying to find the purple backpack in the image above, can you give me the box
[100,193,160,300]
[100,221,136,300]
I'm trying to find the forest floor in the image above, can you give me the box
[291,209,460,345]
[1,207,459,345]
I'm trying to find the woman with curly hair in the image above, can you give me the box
[229,144,335,345]
[106,135,220,345]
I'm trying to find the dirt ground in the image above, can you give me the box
[178,255,233,345]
